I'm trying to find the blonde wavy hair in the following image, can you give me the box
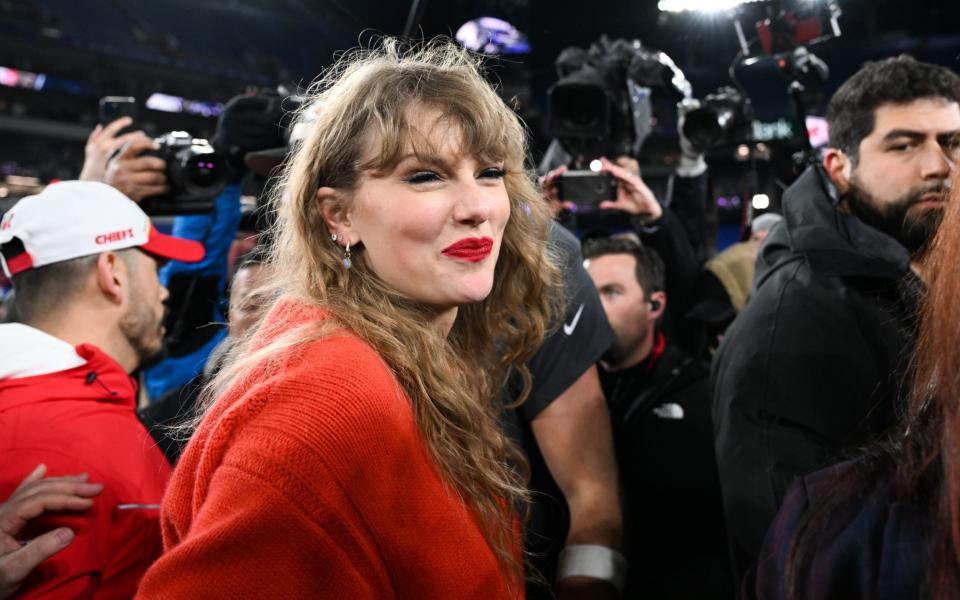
[202,38,562,585]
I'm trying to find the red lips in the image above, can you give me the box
[442,237,494,263]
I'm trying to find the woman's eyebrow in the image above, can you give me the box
[395,153,448,168]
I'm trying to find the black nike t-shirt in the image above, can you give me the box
[503,224,615,593]
[508,224,615,419]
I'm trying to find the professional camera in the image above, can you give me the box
[97,95,227,215]
[547,37,691,162]
[682,87,754,153]
[139,131,227,216]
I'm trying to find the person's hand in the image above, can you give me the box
[104,134,168,202]
[677,98,704,158]
[540,165,575,217]
[78,118,144,183]
[597,157,662,223]
[676,99,708,177]
[0,465,103,599]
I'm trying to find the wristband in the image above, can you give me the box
[556,544,628,592]
[676,153,707,178]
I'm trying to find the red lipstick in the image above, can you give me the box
[442,237,493,263]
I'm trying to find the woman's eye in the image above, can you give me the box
[479,167,506,180]
[403,171,442,184]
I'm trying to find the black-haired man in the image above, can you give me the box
[712,55,960,582]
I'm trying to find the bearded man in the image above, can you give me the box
[0,181,203,597]
[711,55,960,584]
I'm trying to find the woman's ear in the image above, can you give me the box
[316,186,353,243]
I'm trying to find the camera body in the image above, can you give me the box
[139,131,227,216]
[682,87,754,152]
[548,37,689,161]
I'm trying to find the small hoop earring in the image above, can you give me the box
[330,233,338,242]
[343,241,352,269]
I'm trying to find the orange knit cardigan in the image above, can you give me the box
[136,298,519,599]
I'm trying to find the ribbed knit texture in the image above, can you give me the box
[136,298,518,599]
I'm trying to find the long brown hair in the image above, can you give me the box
[909,168,960,596]
[784,171,960,597]
[200,38,562,587]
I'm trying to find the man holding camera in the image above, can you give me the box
[0,181,204,597]
[543,153,702,351]
[85,94,284,401]
[530,72,708,596]
[712,55,960,583]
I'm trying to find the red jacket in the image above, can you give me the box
[137,298,520,599]
[0,324,171,599]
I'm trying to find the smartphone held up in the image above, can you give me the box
[557,170,617,212]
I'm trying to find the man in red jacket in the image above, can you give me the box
[0,181,203,598]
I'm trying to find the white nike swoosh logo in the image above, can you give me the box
[652,403,685,420]
[563,304,585,336]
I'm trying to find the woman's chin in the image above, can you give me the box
[451,277,495,306]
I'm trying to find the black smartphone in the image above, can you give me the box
[98,96,138,135]
[557,171,617,211]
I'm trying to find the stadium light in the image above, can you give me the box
[657,0,766,14]
[752,193,771,210]
[455,17,530,55]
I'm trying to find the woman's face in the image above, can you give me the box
[337,104,511,323]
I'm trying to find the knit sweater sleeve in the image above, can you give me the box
[137,331,409,598]
[135,461,384,599]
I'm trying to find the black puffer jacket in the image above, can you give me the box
[710,166,921,584]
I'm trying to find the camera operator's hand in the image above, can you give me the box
[0,465,103,599]
[104,134,168,202]
[78,117,142,183]
[540,165,577,217]
[677,98,703,158]
[597,157,662,223]
[676,99,708,177]
[211,94,285,174]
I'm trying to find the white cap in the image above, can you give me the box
[0,181,204,277]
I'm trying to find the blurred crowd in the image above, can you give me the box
[0,39,958,600]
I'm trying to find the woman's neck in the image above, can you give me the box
[430,306,459,337]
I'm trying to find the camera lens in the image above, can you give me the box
[161,137,227,199]
[683,109,725,150]
[186,157,221,188]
